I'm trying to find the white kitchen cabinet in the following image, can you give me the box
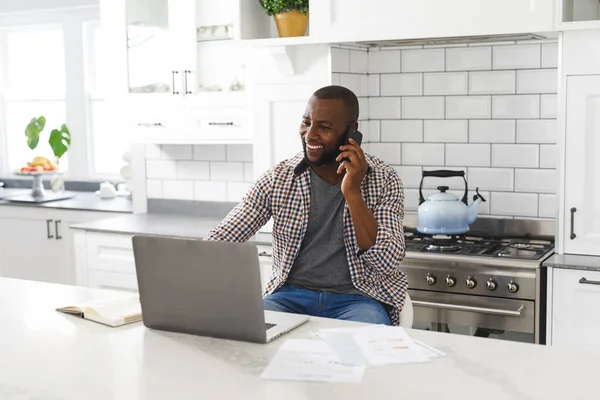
[0,207,120,285]
[548,268,600,351]
[309,0,555,44]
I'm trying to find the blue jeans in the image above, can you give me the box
[263,284,391,325]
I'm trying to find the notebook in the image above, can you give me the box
[56,295,142,327]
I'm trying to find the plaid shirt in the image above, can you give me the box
[204,152,408,325]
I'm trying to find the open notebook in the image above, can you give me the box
[56,295,142,327]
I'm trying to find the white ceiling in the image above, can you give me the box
[0,0,98,13]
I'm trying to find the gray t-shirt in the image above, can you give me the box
[286,169,364,295]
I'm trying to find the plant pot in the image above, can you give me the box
[273,10,308,38]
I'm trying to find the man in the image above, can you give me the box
[204,85,407,326]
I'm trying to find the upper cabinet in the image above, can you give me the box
[309,0,555,44]
[561,0,600,30]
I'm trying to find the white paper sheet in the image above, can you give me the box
[261,339,365,384]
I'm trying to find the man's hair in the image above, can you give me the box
[312,85,359,122]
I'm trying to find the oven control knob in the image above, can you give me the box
[466,276,477,289]
[426,273,436,285]
[486,279,497,291]
[508,281,519,293]
[445,275,456,287]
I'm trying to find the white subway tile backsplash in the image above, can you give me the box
[210,162,244,181]
[146,160,178,179]
[360,75,369,97]
[369,49,401,73]
[424,120,468,142]
[369,75,380,96]
[491,192,538,217]
[402,49,445,72]
[542,43,558,68]
[227,182,253,202]
[368,120,381,142]
[402,97,444,119]
[162,180,194,200]
[515,169,556,194]
[358,97,370,119]
[146,179,163,198]
[446,47,492,71]
[381,73,422,96]
[331,48,350,73]
[446,144,490,166]
[226,144,253,162]
[540,145,558,168]
[193,144,226,161]
[492,95,540,119]
[178,161,210,180]
[369,97,401,119]
[424,72,468,95]
[538,194,557,218]
[516,120,557,144]
[369,143,401,164]
[492,144,539,168]
[381,120,423,142]
[516,69,558,94]
[469,71,516,95]
[243,163,255,182]
[493,44,541,70]
[469,120,516,143]
[541,94,557,118]
[402,143,445,166]
[446,96,491,119]
[340,74,363,97]
[145,144,162,160]
[350,50,368,73]
[331,73,340,85]
[403,188,420,211]
[194,181,227,202]
[393,166,422,188]
[162,144,193,160]
[468,168,514,191]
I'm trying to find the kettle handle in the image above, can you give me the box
[419,170,468,206]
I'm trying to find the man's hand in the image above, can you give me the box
[336,138,368,199]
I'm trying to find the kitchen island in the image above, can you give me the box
[0,277,597,400]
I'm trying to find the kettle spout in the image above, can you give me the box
[467,188,487,225]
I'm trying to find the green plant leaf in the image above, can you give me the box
[48,124,71,160]
[259,0,308,15]
[24,116,46,150]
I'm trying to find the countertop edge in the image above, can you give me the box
[542,254,600,272]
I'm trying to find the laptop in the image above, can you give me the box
[131,235,309,343]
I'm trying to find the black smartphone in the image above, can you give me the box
[345,125,363,147]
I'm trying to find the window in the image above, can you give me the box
[0,8,128,180]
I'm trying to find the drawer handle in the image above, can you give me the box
[184,70,192,94]
[55,220,62,240]
[579,277,600,286]
[258,251,272,258]
[138,122,163,127]
[208,121,234,126]
[570,207,576,240]
[172,70,179,95]
[46,219,54,239]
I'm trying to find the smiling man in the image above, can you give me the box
[204,85,407,326]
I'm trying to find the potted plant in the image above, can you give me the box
[22,116,71,172]
[259,0,309,38]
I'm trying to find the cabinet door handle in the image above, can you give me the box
[172,71,179,95]
[46,219,54,239]
[570,207,577,239]
[208,122,234,126]
[184,70,192,94]
[579,277,600,286]
[258,251,272,258]
[55,220,62,240]
[137,122,163,127]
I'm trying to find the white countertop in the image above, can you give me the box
[1,277,597,400]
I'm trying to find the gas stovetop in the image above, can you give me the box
[404,230,555,261]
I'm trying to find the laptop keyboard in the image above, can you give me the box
[265,323,277,330]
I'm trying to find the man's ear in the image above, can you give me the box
[351,121,359,129]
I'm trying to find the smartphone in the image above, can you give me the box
[345,125,363,147]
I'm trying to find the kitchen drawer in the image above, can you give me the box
[85,232,135,274]
[87,269,138,293]
[182,106,251,143]
[551,268,600,351]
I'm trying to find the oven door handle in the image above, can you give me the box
[412,300,524,317]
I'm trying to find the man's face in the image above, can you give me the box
[299,97,350,167]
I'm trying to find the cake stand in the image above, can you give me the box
[9,171,74,203]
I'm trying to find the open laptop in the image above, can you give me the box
[131,235,309,343]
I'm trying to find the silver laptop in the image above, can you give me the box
[131,235,309,343]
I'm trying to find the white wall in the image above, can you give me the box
[332,41,558,220]
[0,0,97,14]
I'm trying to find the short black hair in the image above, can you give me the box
[312,85,359,122]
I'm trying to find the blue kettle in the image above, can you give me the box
[417,170,486,235]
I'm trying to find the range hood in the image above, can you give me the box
[355,32,549,47]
